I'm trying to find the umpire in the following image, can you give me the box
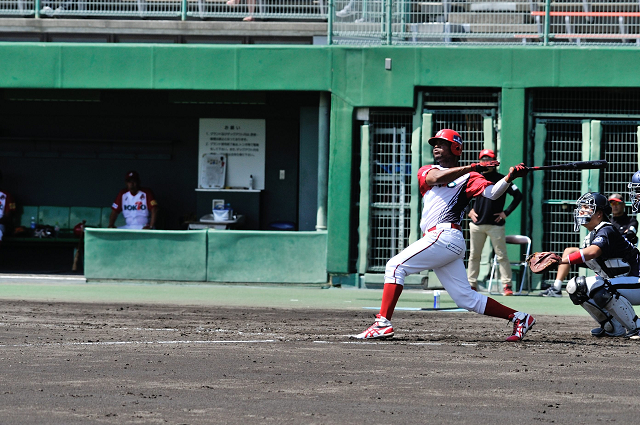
[467,149,522,295]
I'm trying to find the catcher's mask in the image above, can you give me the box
[628,170,640,213]
[574,192,611,231]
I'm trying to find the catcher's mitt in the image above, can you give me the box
[526,252,562,274]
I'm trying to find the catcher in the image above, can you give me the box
[530,191,640,338]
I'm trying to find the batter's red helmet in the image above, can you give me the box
[478,149,495,160]
[428,129,463,156]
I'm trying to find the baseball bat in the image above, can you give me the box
[528,160,607,171]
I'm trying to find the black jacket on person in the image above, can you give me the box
[611,212,638,244]
[470,170,522,226]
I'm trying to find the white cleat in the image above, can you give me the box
[352,314,394,339]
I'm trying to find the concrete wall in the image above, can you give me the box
[84,228,328,283]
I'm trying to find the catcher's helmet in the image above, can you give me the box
[428,129,463,156]
[628,170,640,213]
[574,192,611,231]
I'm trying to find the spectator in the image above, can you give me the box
[335,0,366,22]
[467,149,522,295]
[108,171,158,230]
[0,170,16,242]
[226,0,256,21]
[609,193,638,245]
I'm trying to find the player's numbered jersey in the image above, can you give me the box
[417,165,491,233]
[112,188,158,227]
[0,191,15,219]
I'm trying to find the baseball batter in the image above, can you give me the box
[109,170,158,230]
[354,129,535,342]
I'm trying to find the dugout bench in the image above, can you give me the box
[2,205,125,273]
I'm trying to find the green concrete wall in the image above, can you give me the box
[84,228,208,281]
[207,230,328,283]
[84,228,327,283]
[5,43,640,276]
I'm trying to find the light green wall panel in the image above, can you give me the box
[154,46,238,89]
[206,230,327,283]
[84,228,208,281]
[60,44,155,88]
[327,95,354,273]
[499,88,526,255]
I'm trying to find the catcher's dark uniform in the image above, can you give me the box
[581,221,640,278]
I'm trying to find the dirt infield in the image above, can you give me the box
[1,300,639,424]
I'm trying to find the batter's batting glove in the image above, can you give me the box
[470,160,500,173]
[506,163,529,182]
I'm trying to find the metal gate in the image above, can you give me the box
[366,111,413,272]
[531,118,640,284]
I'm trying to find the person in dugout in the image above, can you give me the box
[109,170,158,230]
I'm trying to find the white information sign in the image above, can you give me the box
[198,118,265,190]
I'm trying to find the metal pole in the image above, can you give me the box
[544,0,551,45]
[316,92,330,231]
[386,0,393,45]
[181,0,187,20]
[35,0,41,18]
[327,0,334,45]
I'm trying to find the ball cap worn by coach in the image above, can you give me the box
[478,149,496,160]
[125,170,140,182]
[428,129,463,156]
[608,193,624,203]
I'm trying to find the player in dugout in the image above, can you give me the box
[353,129,536,342]
[108,170,158,230]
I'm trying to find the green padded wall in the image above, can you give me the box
[84,228,207,281]
[207,230,328,283]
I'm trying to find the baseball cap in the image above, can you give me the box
[478,149,496,160]
[125,170,140,182]
[608,193,624,203]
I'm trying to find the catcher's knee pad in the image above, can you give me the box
[567,276,589,305]
[591,286,613,309]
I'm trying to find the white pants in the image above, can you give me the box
[468,222,512,286]
[385,227,488,314]
[119,224,145,230]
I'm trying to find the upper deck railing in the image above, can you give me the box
[1,0,639,45]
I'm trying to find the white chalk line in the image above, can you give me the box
[0,339,276,348]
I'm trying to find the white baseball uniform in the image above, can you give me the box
[112,188,158,230]
[384,165,509,314]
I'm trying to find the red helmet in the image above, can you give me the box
[428,129,463,156]
[478,149,496,160]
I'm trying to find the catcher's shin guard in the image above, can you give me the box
[592,287,640,332]
[581,300,626,337]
